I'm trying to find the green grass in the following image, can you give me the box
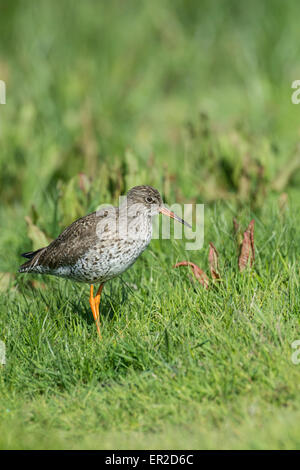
[1,0,300,450]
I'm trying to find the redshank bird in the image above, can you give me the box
[19,185,190,338]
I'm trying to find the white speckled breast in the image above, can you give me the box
[57,213,153,283]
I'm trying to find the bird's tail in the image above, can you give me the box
[18,248,45,273]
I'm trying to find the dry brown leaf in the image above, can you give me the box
[238,219,255,272]
[173,261,209,289]
[239,230,251,272]
[208,242,220,279]
[248,219,255,263]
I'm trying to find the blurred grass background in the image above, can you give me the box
[1,0,300,212]
[0,0,300,450]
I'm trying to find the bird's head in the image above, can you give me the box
[125,185,191,227]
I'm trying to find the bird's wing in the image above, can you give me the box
[19,209,116,273]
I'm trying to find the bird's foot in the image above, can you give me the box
[89,284,104,339]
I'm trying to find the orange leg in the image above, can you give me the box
[89,283,104,339]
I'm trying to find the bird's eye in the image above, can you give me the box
[146,196,154,204]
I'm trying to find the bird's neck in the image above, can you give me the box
[118,207,152,241]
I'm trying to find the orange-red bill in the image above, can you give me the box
[159,206,192,228]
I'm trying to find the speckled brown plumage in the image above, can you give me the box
[19,186,162,282]
[18,185,190,338]
[20,212,105,275]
